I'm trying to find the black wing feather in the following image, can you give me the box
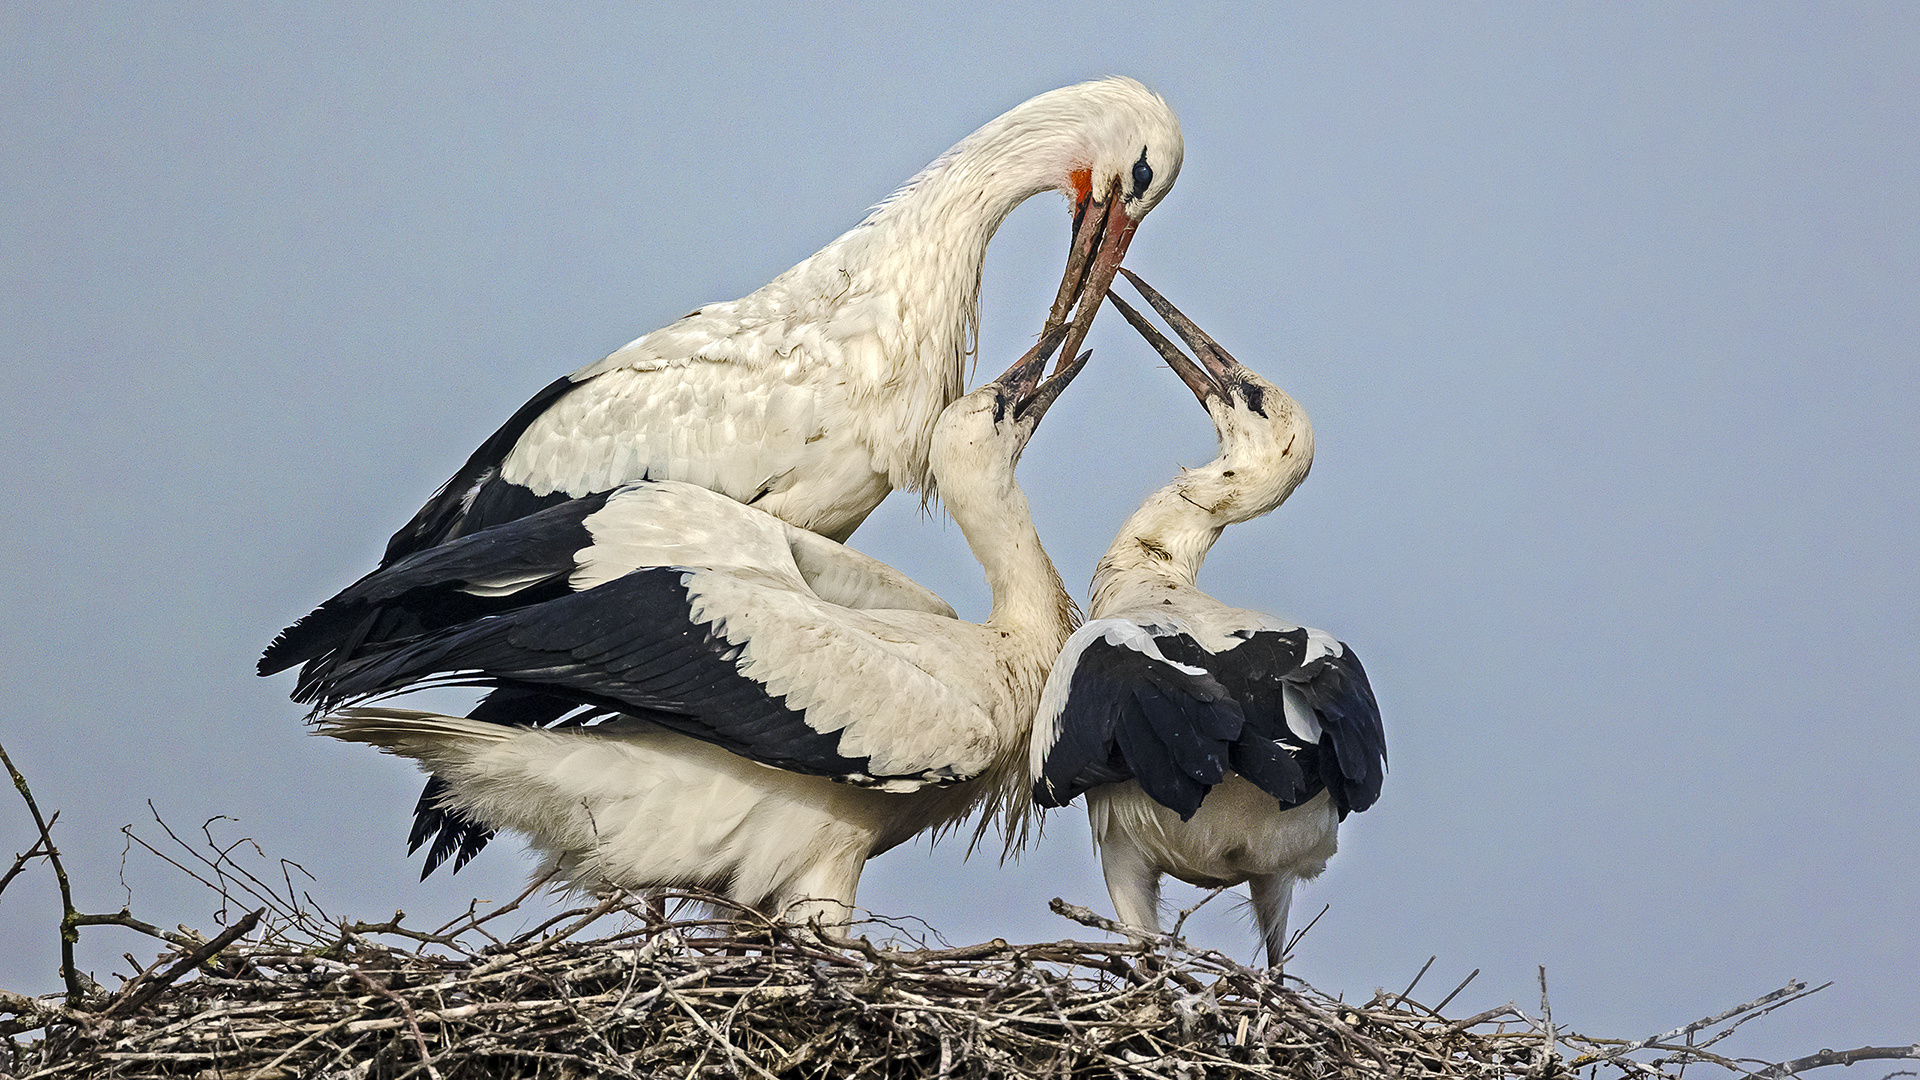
[1218,628,1387,818]
[260,373,584,684]
[318,568,904,783]
[260,491,611,688]
[381,373,583,565]
[1035,629,1244,819]
[1037,622,1387,821]
[1285,645,1386,815]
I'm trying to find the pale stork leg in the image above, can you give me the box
[1248,872,1297,970]
[1097,829,1164,938]
[770,855,863,944]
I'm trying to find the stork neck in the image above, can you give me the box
[816,119,1070,333]
[946,471,1074,642]
[1088,485,1226,616]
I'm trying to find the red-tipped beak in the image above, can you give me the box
[1044,178,1139,375]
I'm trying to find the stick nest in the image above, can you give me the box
[0,883,1829,1080]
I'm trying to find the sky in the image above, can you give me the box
[3,2,1915,1065]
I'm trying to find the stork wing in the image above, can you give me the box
[382,374,583,566]
[267,309,920,678]
[1031,617,1386,820]
[381,300,838,565]
[785,527,956,617]
[308,481,996,789]
[269,477,953,692]
[259,490,615,690]
[319,570,995,788]
[1030,619,1249,819]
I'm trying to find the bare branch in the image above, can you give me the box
[0,821,56,897]
[103,907,261,1018]
[0,739,87,1002]
[1755,1045,1920,1079]
[1568,981,1816,1069]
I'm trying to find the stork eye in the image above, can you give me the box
[1131,152,1153,198]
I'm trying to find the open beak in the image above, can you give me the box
[997,323,1091,427]
[1106,268,1244,406]
[1043,177,1140,375]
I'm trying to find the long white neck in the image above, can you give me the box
[1089,480,1229,616]
[933,423,1078,852]
[1090,399,1315,618]
[762,107,1093,496]
[944,460,1075,652]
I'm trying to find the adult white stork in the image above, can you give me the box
[310,327,1086,929]
[1028,272,1385,968]
[264,75,1178,688]
[263,76,1179,871]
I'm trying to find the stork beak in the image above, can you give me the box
[1106,268,1244,406]
[1044,177,1140,376]
[997,323,1091,427]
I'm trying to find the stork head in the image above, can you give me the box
[1028,77,1184,374]
[1108,269,1315,526]
[932,324,1090,488]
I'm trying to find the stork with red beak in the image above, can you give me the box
[262,77,1181,875]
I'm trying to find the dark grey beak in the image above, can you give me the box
[993,323,1091,427]
[1106,268,1247,407]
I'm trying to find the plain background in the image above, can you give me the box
[4,3,1915,1065]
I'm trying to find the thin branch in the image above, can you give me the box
[1435,966,1481,1014]
[1568,982,1816,1068]
[0,739,86,1002]
[0,813,57,897]
[103,907,262,1018]
[1755,1046,1920,1079]
[1283,903,1329,957]
[70,908,195,948]
[1536,965,1558,1076]
[1168,884,1231,941]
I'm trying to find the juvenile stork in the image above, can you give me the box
[310,328,1085,929]
[1029,272,1385,968]
[263,75,1180,694]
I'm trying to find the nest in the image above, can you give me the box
[0,882,1842,1080]
[0,753,1896,1080]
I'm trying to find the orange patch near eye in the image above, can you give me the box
[1068,167,1093,204]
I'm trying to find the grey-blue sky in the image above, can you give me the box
[3,2,1914,1061]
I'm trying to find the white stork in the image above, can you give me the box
[310,327,1085,929]
[1028,272,1385,968]
[263,76,1179,871]
[264,75,1178,680]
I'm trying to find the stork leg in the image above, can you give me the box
[1097,829,1164,939]
[1248,872,1297,970]
[771,856,863,944]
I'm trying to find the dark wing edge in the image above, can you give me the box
[258,491,612,693]
[1031,624,1248,821]
[1290,641,1386,816]
[381,373,583,565]
[307,567,939,788]
[1034,622,1386,822]
[259,373,585,681]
